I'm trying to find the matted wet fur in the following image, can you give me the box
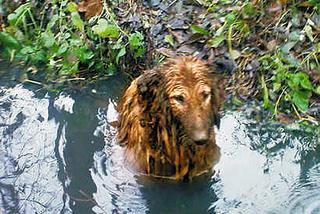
[117,56,222,180]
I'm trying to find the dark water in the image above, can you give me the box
[0,62,320,214]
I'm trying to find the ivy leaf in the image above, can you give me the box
[92,19,120,38]
[292,90,311,112]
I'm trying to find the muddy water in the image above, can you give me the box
[0,62,319,214]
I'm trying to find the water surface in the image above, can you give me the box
[0,62,319,214]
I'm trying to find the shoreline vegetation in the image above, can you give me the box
[0,0,319,124]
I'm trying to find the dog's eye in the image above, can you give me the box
[173,95,185,104]
[202,91,210,100]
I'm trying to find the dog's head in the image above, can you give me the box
[137,56,222,145]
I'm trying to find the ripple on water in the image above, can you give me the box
[1,68,319,214]
[91,145,148,213]
[287,164,320,214]
[90,105,148,214]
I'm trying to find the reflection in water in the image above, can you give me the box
[0,85,68,213]
[0,63,320,214]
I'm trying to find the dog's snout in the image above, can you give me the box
[192,130,210,145]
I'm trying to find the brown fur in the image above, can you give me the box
[117,56,222,180]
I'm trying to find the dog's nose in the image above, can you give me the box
[192,130,209,145]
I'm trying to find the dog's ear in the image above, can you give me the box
[214,113,221,129]
[136,70,165,112]
[211,77,223,129]
[211,56,237,75]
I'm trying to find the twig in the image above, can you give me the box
[168,0,179,8]
[79,190,108,214]
[24,79,43,86]
[273,87,286,118]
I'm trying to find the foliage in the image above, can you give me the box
[202,0,320,122]
[259,53,315,115]
[0,0,319,123]
[0,1,145,79]
[308,0,320,12]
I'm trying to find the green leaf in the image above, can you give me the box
[288,31,300,42]
[112,39,123,49]
[281,41,297,53]
[164,35,174,46]
[32,50,46,63]
[7,3,30,26]
[215,25,225,36]
[209,35,225,48]
[92,19,120,38]
[292,90,311,111]
[300,75,313,90]
[288,72,313,91]
[287,73,299,91]
[242,2,256,17]
[304,25,314,42]
[47,14,59,30]
[75,46,94,62]
[190,25,209,36]
[116,47,126,63]
[57,42,69,55]
[232,96,243,106]
[315,86,320,95]
[225,12,236,24]
[20,46,34,55]
[71,12,84,31]
[0,32,21,49]
[107,63,116,75]
[67,2,78,12]
[129,32,144,48]
[129,32,144,59]
[273,82,282,92]
[41,31,55,48]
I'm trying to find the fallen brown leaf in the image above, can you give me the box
[78,0,103,19]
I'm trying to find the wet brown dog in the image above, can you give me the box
[117,56,222,180]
